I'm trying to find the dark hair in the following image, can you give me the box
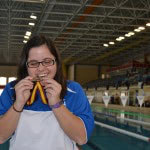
[17,35,67,99]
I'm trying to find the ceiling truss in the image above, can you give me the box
[0,0,150,66]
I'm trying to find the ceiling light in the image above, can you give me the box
[109,42,115,45]
[103,44,109,47]
[24,35,29,39]
[26,31,32,36]
[146,23,150,26]
[125,34,131,37]
[128,32,135,35]
[29,22,35,26]
[30,15,37,19]
[138,26,145,30]
[119,36,125,40]
[23,40,27,43]
[134,29,141,32]
[116,38,122,41]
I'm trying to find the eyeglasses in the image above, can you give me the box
[26,58,56,68]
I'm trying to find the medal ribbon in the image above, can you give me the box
[27,81,48,105]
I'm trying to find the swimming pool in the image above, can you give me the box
[82,110,150,150]
[82,124,150,150]
[0,140,9,150]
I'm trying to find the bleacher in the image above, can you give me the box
[83,69,150,90]
[83,64,150,107]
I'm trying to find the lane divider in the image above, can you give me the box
[95,121,150,142]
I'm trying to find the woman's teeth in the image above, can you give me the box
[32,77,40,81]
[38,74,46,77]
[32,74,47,81]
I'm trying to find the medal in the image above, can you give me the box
[27,76,48,105]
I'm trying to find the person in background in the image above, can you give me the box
[0,35,94,150]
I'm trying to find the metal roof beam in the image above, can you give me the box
[53,0,89,41]
[32,0,56,34]
[85,5,150,11]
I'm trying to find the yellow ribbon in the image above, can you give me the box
[27,81,48,105]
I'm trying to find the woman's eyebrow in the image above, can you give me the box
[43,57,55,60]
[27,59,38,62]
[28,57,55,61]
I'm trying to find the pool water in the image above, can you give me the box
[84,125,150,150]
[0,140,9,150]
[82,116,150,150]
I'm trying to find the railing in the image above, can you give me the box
[117,117,150,126]
[95,121,150,142]
[94,111,150,143]
[94,111,150,127]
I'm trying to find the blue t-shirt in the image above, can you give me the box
[0,80,94,139]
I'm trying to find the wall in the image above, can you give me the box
[0,66,17,77]
[67,64,74,80]
[75,65,98,85]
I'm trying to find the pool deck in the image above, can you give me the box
[92,103,150,115]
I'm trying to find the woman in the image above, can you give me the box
[0,35,94,150]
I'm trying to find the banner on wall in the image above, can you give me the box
[120,91,129,107]
[137,89,145,107]
[120,96,128,107]
[87,95,94,104]
[102,96,110,107]
[137,96,144,107]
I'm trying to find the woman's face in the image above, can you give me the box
[27,44,57,79]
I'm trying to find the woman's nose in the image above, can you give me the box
[37,63,45,71]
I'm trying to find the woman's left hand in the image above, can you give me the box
[41,78,62,105]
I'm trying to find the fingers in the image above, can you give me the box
[42,78,60,87]
[40,78,62,104]
[16,76,33,85]
[16,83,34,91]
[14,76,35,106]
[15,76,34,92]
[43,79,62,92]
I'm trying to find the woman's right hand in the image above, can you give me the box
[14,76,34,109]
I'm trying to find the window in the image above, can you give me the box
[0,77,7,95]
[0,77,7,86]
[8,77,17,82]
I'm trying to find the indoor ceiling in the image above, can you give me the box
[0,0,150,66]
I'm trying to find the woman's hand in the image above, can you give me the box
[41,78,62,106]
[14,76,34,108]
